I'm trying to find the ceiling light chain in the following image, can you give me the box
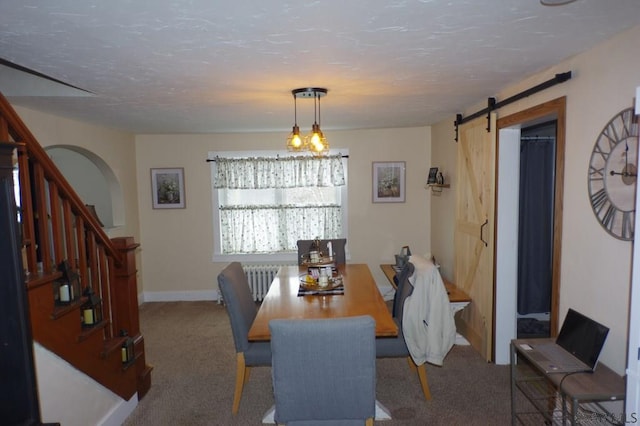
[286,87,329,156]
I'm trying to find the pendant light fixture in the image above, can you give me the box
[286,88,329,156]
[286,90,304,151]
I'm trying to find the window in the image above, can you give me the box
[210,150,348,262]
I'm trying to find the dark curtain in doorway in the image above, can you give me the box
[518,137,555,315]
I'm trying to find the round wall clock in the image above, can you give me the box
[588,107,639,241]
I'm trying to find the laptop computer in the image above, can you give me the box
[517,308,609,374]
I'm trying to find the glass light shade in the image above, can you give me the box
[306,123,329,156]
[286,125,305,151]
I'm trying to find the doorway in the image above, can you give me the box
[516,121,556,339]
[493,97,566,364]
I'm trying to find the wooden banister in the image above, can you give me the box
[0,92,120,269]
[0,91,151,401]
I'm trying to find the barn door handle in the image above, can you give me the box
[480,219,488,247]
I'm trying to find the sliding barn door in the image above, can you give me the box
[454,114,497,362]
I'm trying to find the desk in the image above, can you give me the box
[380,264,471,311]
[511,338,625,425]
[248,264,398,341]
[380,264,471,345]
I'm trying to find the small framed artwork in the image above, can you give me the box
[427,167,439,184]
[151,168,185,209]
[372,161,406,203]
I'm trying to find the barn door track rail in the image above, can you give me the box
[454,71,572,142]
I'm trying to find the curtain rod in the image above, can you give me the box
[206,154,349,162]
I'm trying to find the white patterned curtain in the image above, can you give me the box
[213,154,345,254]
[213,154,345,189]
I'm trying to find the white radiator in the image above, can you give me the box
[243,264,287,301]
[218,264,290,303]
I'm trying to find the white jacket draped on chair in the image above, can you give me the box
[402,255,456,366]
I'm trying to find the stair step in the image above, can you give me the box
[76,320,108,343]
[26,271,62,290]
[50,298,84,320]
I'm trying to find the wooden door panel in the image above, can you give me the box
[454,114,496,361]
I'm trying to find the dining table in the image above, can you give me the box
[247,263,398,341]
[249,263,399,423]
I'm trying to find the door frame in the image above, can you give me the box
[493,97,566,363]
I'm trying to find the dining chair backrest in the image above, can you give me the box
[269,315,376,425]
[392,262,415,319]
[296,238,347,265]
[217,262,272,414]
[217,261,257,353]
[375,261,431,401]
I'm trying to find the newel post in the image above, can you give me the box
[111,236,141,336]
[0,142,52,424]
[111,236,152,398]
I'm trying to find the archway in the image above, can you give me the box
[44,145,124,230]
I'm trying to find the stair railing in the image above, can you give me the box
[0,92,151,400]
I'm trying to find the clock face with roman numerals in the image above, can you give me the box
[588,107,638,241]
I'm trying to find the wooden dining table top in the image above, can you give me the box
[247,263,398,341]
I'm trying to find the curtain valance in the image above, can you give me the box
[213,154,345,189]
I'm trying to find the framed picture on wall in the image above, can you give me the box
[372,161,406,203]
[151,168,185,209]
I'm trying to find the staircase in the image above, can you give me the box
[0,92,151,402]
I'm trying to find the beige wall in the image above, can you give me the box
[430,24,640,374]
[14,106,140,241]
[135,127,431,299]
[430,121,458,282]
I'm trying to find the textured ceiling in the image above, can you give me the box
[0,0,639,134]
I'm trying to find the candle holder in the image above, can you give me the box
[53,279,73,305]
[81,287,102,327]
[54,260,81,305]
[120,329,135,365]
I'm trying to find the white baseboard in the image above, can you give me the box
[99,394,138,426]
[140,290,219,304]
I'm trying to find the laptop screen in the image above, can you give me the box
[556,308,609,370]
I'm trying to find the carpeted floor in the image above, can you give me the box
[123,301,511,425]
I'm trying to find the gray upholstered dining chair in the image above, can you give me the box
[296,238,347,265]
[269,316,376,426]
[375,262,432,400]
[217,262,272,415]
[391,262,414,318]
